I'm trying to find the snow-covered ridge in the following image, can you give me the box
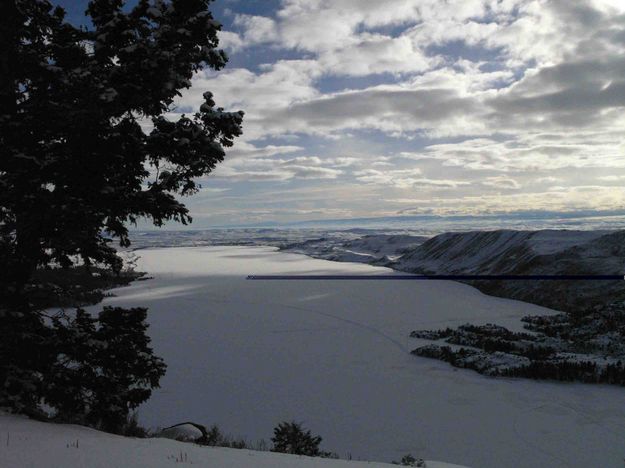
[280,229,622,273]
[0,414,467,468]
[392,230,625,312]
[281,233,428,264]
[282,229,625,313]
[393,229,617,274]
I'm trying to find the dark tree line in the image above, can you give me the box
[0,0,242,431]
[411,300,625,386]
[413,337,625,386]
[500,360,610,384]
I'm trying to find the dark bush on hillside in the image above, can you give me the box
[199,424,251,449]
[392,453,426,466]
[271,421,324,456]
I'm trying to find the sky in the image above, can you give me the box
[57,0,625,227]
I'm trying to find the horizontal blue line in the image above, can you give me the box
[247,275,624,281]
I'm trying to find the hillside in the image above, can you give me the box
[282,229,625,313]
[281,233,428,265]
[388,230,625,384]
[392,230,625,312]
[0,414,466,468]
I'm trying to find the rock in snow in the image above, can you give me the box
[159,422,206,442]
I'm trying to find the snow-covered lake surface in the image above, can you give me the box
[104,246,625,468]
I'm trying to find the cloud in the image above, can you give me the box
[198,187,230,193]
[218,30,244,52]
[417,133,625,172]
[481,176,521,189]
[597,175,625,182]
[213,154,344,181]
[393,186,625,216]
[353,168,470,189]
[173,0,625,223]
[264,86,485,137]
[283,165,343,179]
[225,141,304,160]
[209,0,625,138]
[175,61,320,140]
[316,33,438,77]
[233,14,279,45]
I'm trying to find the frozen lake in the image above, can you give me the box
[104,246,625,467]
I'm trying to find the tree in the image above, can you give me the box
[0,0,243,302]
[271,421,323,456]
[0,0,242,422]
[46,307,166,432]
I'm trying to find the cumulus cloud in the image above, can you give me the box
[225,141,304,160]
[317,33,437,77]
[418,134,625,171]
[265,86,485,137]
[178,0,625,223]
[354,168,470,189]
[219,31,244,52]
[481,176,521,189]
[233,14,279,45]
[212,154,345,181]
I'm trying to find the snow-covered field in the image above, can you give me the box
[1,413,466,468]
[95,246,625,468]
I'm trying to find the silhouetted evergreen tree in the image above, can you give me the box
[271,422,323,456]
[46,308,166,432]
[1,0,243,298]
[0,0,242,422]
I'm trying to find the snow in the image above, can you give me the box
[396,230,535,274]
[390,229,625,280]
[337,235,427,260]
[91,246,625,468]
[281,233,428,265]
[528,230,609,255]
[0,414,465,468]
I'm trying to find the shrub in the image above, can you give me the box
[392,454,426,466]
[271,421,323,456]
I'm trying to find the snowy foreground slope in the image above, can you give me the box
[0,414,465,468]
[96,246,625,468]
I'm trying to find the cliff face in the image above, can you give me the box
[392,230,625,312]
